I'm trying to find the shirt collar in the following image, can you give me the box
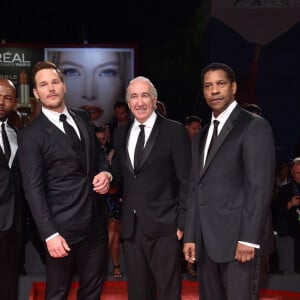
[133,111,157,129]
[211,100,237,124]
[1,119,8,126]
[42,106,70,123]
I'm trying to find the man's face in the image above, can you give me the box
[33,68,66,113]
[127,80,156,123]
[292,163,300,184]
[202,69,237,117]
[114,106,129,123]
[185,121,201,139]
[0,80,17,121]
[96,131,107,147]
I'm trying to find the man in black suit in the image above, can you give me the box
[18,61,112,300]
[112,76,191,300]
[0,79,22,300]
[183,63,275,300]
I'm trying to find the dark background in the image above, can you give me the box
[1,0,300,161]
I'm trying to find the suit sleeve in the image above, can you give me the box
[79,109,111,174]
[184,131,202,243]
[171,123,192,231]
[240,117,275,244]
[17,128,57,240]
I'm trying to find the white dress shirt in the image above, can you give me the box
[203,100,237,165]
[127,111,157,168]
[42,106,81,139]
[1,120,17,168]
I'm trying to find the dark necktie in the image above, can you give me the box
[1,123,11,161]
[206,120,219,158]
[134,124,145,170]
[59,114,81,150]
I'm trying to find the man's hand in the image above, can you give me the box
[235,243,255,263]
[183,242,196,264]
[288,195,300,210]
[46,235,71,258]
[93,171,112,194]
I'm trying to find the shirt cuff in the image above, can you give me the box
[45,232,59,242]
[238,241,260,249]
[102,171,113,182]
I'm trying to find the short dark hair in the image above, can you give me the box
[32,61,64,88]
[201,62,236,85]
[243,103,262,115]
[156,101,167,116]
[184,115,202,126]
[95,126,106,133]
[113,101,129,111]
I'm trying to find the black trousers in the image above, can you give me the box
[45,227,108,300]
[123,218,182,300]
[197,239,262,300]
[0,228,20,300]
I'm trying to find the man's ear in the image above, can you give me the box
[232,81,237,96]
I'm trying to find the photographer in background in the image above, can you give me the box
[273,158,300,273]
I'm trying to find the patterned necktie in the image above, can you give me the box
[1,123,11,161]
[134,124,145,170]
[206,120,219,158]
[59,114,81,150]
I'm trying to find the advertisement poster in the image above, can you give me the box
[0,45,135,126]
[45,47,135,127]
[0,46,43,105]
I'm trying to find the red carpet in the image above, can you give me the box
[29,280,300,300]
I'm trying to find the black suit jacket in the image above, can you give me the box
[113,113,191,239]
[18,108,110,244]
[0,123,22,235]
[185,105,276,262]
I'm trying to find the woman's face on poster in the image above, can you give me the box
[57,50,125,126]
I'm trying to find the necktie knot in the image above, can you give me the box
[59,114,67,122]
[1,123,11,161]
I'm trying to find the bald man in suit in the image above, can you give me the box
[112,76,191,300]
[0,79,22,300]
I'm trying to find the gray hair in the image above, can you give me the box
[126,76,158,102]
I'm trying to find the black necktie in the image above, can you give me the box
[59,114,81,150]
[1,123,11,161]
[134,124,145,170]
[206,120,219,158]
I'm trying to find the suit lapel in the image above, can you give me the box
[0,123,18,168]
[124,122,134,173]
[40,113,76,156]
[198,125,208,170]
[134,115,162,174]
[69,110,90,170]
[201,105,241,177]
[0,146,8,167]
